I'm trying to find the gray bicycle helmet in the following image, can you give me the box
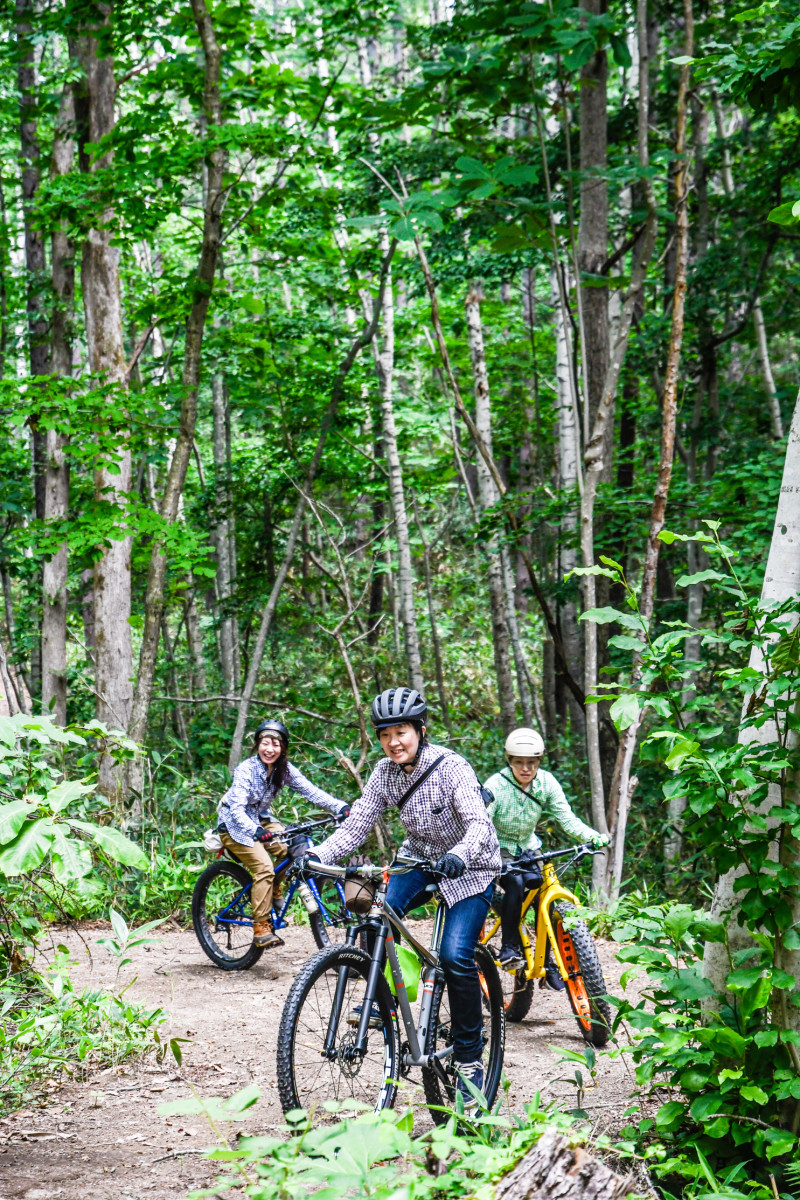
[370,687,427,730]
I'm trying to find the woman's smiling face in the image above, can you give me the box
[378,722,422,766]
[257,734,283,766]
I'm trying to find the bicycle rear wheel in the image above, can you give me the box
[276,944,399,1121]
[192,859,263,971]
[422,943,505,1123]
[552,903,611,1047]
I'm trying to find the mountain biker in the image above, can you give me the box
[218,719,350,949]
[485,727,608,987]
[307,686,502,1108]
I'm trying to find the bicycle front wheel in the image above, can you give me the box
[309,877,351,949]
[276,944,399,1121]
[552,902,611,1047]
[422,942,505,1123]
[192,859,264,971]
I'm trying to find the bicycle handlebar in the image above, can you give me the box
[505,841,603,871]
[283,815,336,837]
[294,853,443,883]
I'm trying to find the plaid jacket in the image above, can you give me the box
[217,756,346,845]
[313,742,501,907]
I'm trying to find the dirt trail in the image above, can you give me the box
[0,924,637,1200]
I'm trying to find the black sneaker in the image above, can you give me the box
[347,1003,382,1029]
[542,962,566,991]
[498,944,523,970]
[454,1060,485,1110]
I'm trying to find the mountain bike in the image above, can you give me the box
[276,856,505,1125]
[192,816,350,971]
[481,843,611,1046]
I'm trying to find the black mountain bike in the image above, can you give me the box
[276,856,505,1124]
[192,816,350,971]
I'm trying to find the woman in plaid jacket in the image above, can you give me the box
[312,686,501,1108]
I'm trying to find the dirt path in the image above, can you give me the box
[0,924,637,1200]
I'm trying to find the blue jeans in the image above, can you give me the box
[386,869,493,1063]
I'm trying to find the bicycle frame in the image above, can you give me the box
[325,874,453,1076]
[213,856,346,932]
[483,859,579,983]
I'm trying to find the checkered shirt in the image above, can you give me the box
[484,766,600,856]
[313,741,502,907]
[217,756,346,845]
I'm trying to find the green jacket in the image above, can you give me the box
[484,767,600,856]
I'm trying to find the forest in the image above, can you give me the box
[1,0,800,1196]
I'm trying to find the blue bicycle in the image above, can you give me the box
[192,816,349,970]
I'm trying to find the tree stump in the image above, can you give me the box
[495,1129,635,1200]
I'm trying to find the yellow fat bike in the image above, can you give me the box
[481,844,611,1047]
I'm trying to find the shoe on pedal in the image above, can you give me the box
[454,1060,485,1110]
[498,944,523,970]
[253,920,284,949]
[347,1003,382,1029]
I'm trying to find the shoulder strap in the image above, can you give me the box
[501,767,534,799]
[396,754,447,812]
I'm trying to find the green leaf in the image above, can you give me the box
[110,907,130,944]
[0,799,32,845]
[670,55,696,65]
[665,739,701,769]
[768,199,800,226]
[67,820,147,868]
[51,827,93,882]
[579,606,646,631]
[609,693,641,732]
[224,1083,260,1112]
[0,818,56,876]
[696,1026,746,1060]
[655,1100,685,1131]
[46,779,96,813]
[608,634,644,651]
[675,570,730,588]
[693,917,726,944]
[740,1085,769,1104]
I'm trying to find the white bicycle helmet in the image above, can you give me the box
[504,727,545,758]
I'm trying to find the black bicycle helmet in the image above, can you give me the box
[370,687,427,730]
[253,719,289,748]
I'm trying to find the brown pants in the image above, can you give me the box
[220,822,286,923]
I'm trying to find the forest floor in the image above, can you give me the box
[0,922,642,1200]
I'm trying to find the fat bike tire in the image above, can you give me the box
[552,902,611,1047]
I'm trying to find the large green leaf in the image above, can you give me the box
[0,799,33,845]
[51,826,93,883]
[46,779,96,813]
[609,693,640,732]
[66,819,147,868]
[0,818,56,876]
[579,606,646,632]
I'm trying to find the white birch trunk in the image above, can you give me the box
[465,284,516,732]
[371,261,423,693]
[703,387,800,995]
[752,296,784,440]
[212,371,240,705]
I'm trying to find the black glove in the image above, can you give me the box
[434,852,465,879]
[254,826,271,844]
[336,805,351,823]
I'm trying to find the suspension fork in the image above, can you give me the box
[352,924,389,1054]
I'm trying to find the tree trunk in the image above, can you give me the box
[465,284,516,733]
[604,0,694,897]
[412,495,452,736]
[227,239,396,772]
[184,586,206,697]
[41,81,75,725]
[74,12,133,800]
[577,0,610,474]
[501,545,533,727]
[212,371,239,709]
[370,252,423,693]
[128,0,226,748]
[553,269,584,737]
[752,296,783,440]
[703,386,800,998]
[494,1129,634,1200]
